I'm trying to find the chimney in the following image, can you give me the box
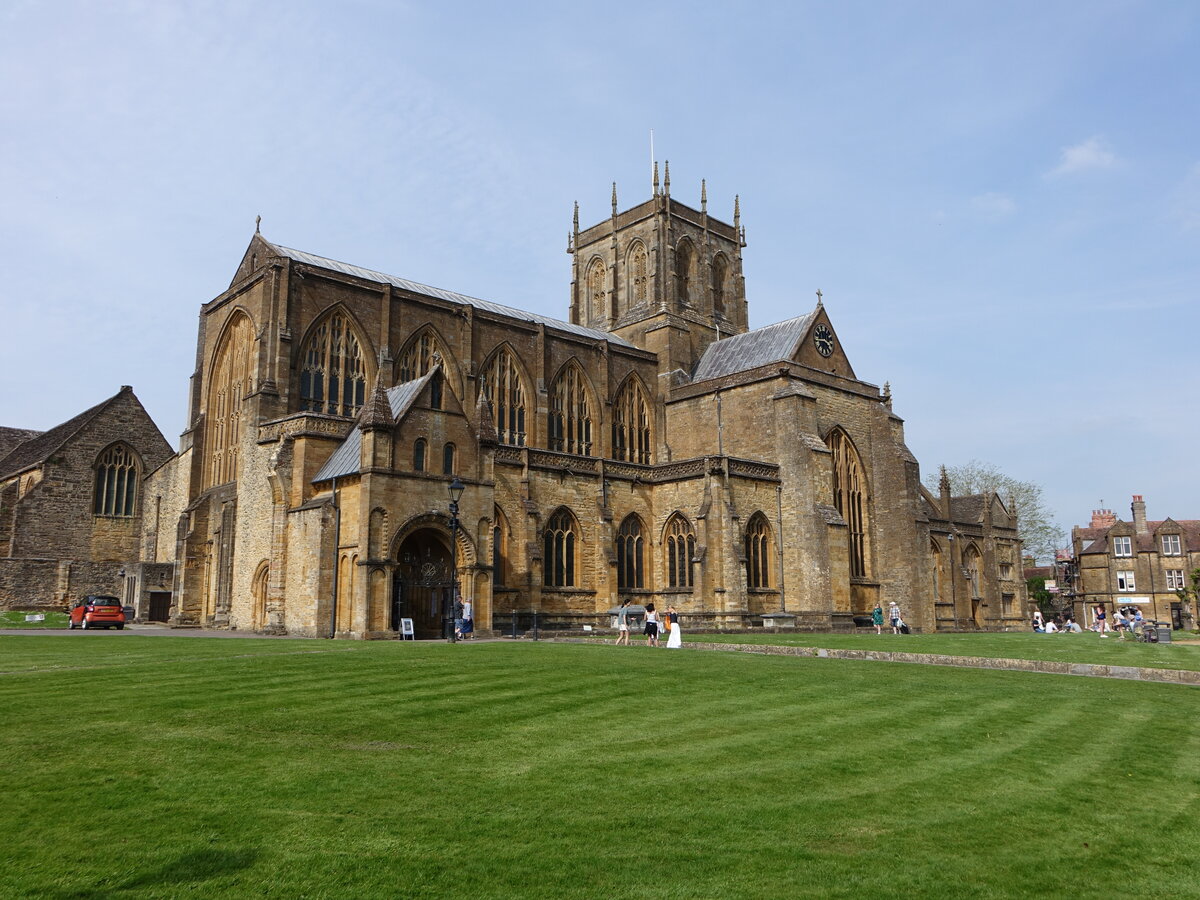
[1131,494,1148,535]
[1090,509,1117,529]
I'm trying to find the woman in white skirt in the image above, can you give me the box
[666,605,682,649]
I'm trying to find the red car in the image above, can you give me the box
[68,595,126,630]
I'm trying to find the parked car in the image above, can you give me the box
[68,595,126,630]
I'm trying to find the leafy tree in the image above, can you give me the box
[1025,576,1054,617]
[925,460,1065,564]
[1172,567,1200,632]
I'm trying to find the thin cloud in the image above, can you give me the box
[1173,161,1200,230]
[970,192,1016,219]
[1047,136,1118,177]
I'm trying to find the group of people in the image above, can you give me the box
[1031,605,1145,638]
[614,599,682,649]
[871,601,908,634]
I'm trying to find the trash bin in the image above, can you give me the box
[1156,625,1172,644]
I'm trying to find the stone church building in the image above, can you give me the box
[2,171,1027,635]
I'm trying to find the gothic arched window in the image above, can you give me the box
[587,258,606,323]
[745,513,772,589]
[675,240,692,307]
[205,311,254,488]
[398,329,446,384]
[492,506,509,587]
[616,515,645,590]
[827,428,869,578]
[549,363,592,455]
[665,514,695,588]
[413,439,427,473]
[442,443,456,475]
[611,377,652,464]
[93,444,140,517]
[543,508,579,588]
[628,241,648,307]
[299,311,367,417]
[711,254,728,314]
[480,347,527,446]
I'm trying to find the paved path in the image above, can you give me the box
[555,637,1200,686]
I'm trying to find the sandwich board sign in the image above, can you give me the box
[400,618,415,640]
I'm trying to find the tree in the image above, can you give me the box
[925,460,1065,564]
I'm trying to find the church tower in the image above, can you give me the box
[568,163,749,378]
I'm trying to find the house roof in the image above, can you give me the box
[312,372,434,483]
[0,427,42,464]
[0,390,128,480]
[691,312,815,381]
[1078,520,1200,555]
[265,241,636,350]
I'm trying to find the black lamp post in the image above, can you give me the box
[447,476,465,643]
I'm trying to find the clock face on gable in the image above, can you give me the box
[813,323,835,358]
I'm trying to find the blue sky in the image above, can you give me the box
[2,0,1197,540]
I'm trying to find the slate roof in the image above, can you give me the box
[0,391,125,480]
[312,372,434,483]
[1078,520,1200,555]
[691,312,814,381]
[0,427,42,465]
[266,241,636,350]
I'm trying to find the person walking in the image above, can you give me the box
[452,592,464,640]
[460,597,474,640]
[1094,604,1108,637]
[615,598,632,646]
[888,601,903,635]
[666,605,682,649]
[872,603,884,635]
[644,602,659,647]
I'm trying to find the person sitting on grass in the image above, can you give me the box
[1044,619,1059,634]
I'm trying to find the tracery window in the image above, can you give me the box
[675,241,692,306]
[665,514,695,588]
[413,439,427,472]
[745,513,772,589]
[398,330,447,384]
[205,312,254,488]
[588,259,606,323]
[965,549,982,598]
[299,311,366,417]
[492,506,509,587]
[711,254,728,313]
[827,428,869,578]
[616,515,645,590]
[543,508,579,587]
[480,347,527,446]
[611,378,652,464]
[629,241,648,307]
[549,363,592,455]
[93,444,139,517]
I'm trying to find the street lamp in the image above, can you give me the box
[447,476,465,643]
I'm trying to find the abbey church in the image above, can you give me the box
[0,169,1026,635]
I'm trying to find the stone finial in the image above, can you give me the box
[701,178,707,212]
[816,288,823,307]
[653,160,660,195]
[939,465,951,496]
[476,394,498,445]
[664,160,670,193]
[255,214,261,234]
[734,194,740,228]
[611,182,618,216]
[573,201,579,233]
[359,377,393,432]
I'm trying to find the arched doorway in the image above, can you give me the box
[393,529,453,639]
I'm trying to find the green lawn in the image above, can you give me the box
[0,609,68,629]
[2,636,1198,899]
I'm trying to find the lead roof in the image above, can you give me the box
[691,312,815,381]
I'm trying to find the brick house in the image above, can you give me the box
[1071,495,1199,629]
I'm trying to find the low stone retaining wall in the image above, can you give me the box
[555,638,1200,686]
